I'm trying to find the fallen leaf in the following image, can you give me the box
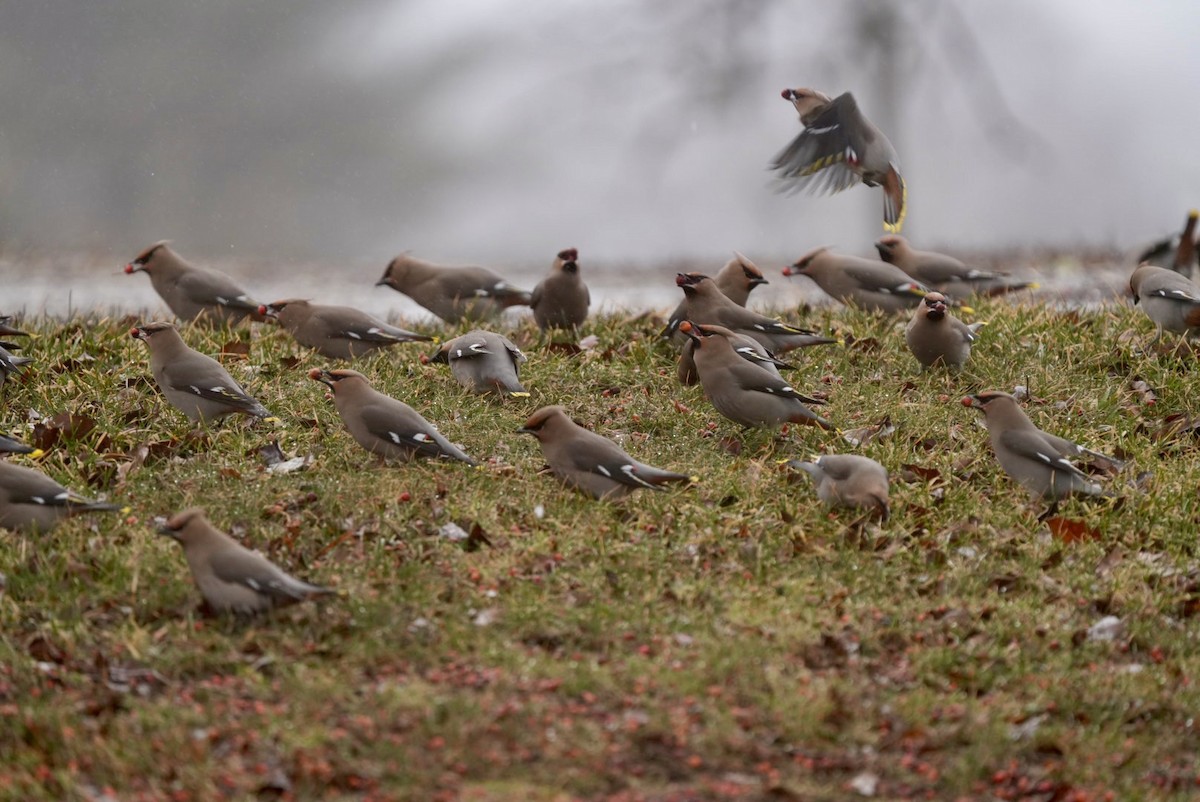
[1045,516,1101,543]
[842,417,894,447]
[220,340,251,360]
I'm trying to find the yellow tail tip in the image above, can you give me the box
[688,475,701,483]
[959,305,975,315]
[263,416,281,423]
[120,506,133,515]
[1027,282,1041,290]
[510,391,531,398]
[29,448,45,459]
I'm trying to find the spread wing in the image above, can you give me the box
[771,93,868,197]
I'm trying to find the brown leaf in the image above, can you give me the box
[220,340,251,360]
[842,416,894,447]
[1045,516,1101,543]
[546,341,582,356]
[719,436,742,456]
[900,463,940,483]
[279,355,304,369]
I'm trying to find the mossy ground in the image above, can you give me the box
[2,297,1200,801]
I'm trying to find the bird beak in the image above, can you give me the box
[129,327,146,340]
[781,88,796,101]
[428,347,449,364]
[258,304,279,318]
[961,395,981,409]
[307,368,335,390]
[677,321,701,344]
[123,263,144,274]
[781,265,802,278]
[515,426,534,435]
[750,277,769,288]
[157,523,181,540]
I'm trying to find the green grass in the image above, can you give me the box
[3,298,1200,801]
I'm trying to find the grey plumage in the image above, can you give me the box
[376,253,531,323]
[905,292,980,369]
[771,88,906,232]
[680,321,831,431]
[0,434,36,454]
[784,246,929,314]
[677,322,792,386]
[517,405,694,500]
[876,235,1035,299]
[131,321,272,424]
[0,460,120,534]
[0,342,32,386]
[309,368,476,464]
[789,455,890,520]
[124,242,262,325]
[431,330,528,397]
[1129,263,1200,337]
[1137,210,1198,276]
[159,508,334,615]
[664,253,768,337]
[260,298,431,360]
[963,391,1110,503]
[530,248,590,330]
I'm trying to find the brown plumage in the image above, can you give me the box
[309,368,475,464]
[130,322,272,424]
[160,508,334,615]
[124,242,262,325]
[875,235,1036,299]
[517,405,694,500]
[530,248,590,330]
[664,253,769,337]
[680,321,831,431]
[771,88,906,232]
[905,292,980,370]
[376,254,532,323]
[670,273,835,353]
[259,299,431,360]
[0,461,120,534]
[676,323,791,386]
[783,246,929,314]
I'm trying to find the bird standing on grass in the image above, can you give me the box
[259,298,431,360]
[676,322,791,386]
[124,242,263,325]
[783,247,929,314]
[430,330,529,397]
[376,254,532,323]
[159,508,335,616]
[308,368,476,465]
[664,253,769,337]
[671,273,835,353]
[130,322,273,424]
[530,248,590,331]
[963,391,1116,512]
[517,405,694,500]
[788,455,890,521]
[905,292,981,370]
[1129,263,1200,340]
[771,88,906,232]
[0,461,120,534]
[680,321,831,431]
[875,235,1036,299]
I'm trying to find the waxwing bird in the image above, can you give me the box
[0,461,120,534]
[159,508,334,616]
[875,235,1036,299]
[771,88,906,232]
[905,292,981,370]
[516,405,694,500]
[1137,210,1199,276]
[783,246,929,314]
[1129,263,1200,339]
[124,242,262,325]
[0,342,32,387]
[530,248,590,331]
[0,316,28,338]
[376,253,532,323]
[680,321,831,431]
[259,299,431,360]
[677,322,792,386]
[130,322,272,424]
[664,253,770,337]
[309,368,476,464]
[963,391,1112,507]
[670,273,836,353]
[0,434,37,454]
[788,455,889,521]
[430,330,528,397]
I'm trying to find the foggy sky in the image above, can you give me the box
[2,0,1198,270]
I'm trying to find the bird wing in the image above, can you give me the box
[314,308,428,344]
[841,263,929,296]
[498,334,528,366]
[359,404,451,459]
[726,360,824,405]
[176,271,259,312]
[998,430,1090,479]
[565,437,679,491]
[1146,281,1200,303]
[160,361,265,413]
[208,550,324,602]
[771,93,866,196]
[733,343,793,370]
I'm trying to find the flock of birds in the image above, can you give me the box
[3,87,1200,617]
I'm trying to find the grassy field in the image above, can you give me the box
[3,295,1200,801]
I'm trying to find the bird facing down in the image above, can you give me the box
[376,253,532,323]
[517,405,694,500]
[308,368,476,465]
[430,330,529,397]
[963,391,1112,504]
[530,248,590,331]
[664,253,770,338]
[875,235,1036,299]
[159,508,335,616]
[1129,263,1200,338]
[677,322,792,386]
[680,321,831,431]
[124,242,262,325]
[789,454,890,521]
[771,88,906,233]
[259,299,431,360]
[130,322,272,424]
[671,272,835,353]
[905,292,981,370]
[0,461,120,534]
[783,246,929,314]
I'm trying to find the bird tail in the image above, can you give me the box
[882,168,907,233]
